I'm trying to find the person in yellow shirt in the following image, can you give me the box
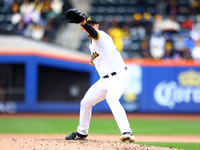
[107,18,125,52]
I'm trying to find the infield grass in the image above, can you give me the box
[0,118,199,150]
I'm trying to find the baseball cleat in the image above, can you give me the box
[120,132,135,143]
[65,132,88,140]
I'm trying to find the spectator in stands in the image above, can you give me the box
[191,40,200,60]
[42,17,58,42]
[149,33,166,59]
[162,15,181,34]
[51,0,63,15]
[31,24,44,40]
[181,17,193,33]
[182,48,192,59]
[11,0,22,27]
[193,15,200,31]
[11,0,72,43]
[11,0,20,14]
[23,20,34,37]
[20,0,35,24]
[173,34,186,59]
[107,18,124,52]
[184,36,194,59]
[40,0,51,24]
[41,0,61,42]
[185,36,196,51]
[31,0,44,25]
[190,28,200,42]
[140,39,151,58]
[163,39,174,59]
[15,18,25,34]
[152,14,163,33]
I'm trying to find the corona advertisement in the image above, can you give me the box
[141,67,200,113]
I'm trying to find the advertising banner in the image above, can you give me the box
[140,67,200,113]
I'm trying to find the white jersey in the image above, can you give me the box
[89,30,126,77]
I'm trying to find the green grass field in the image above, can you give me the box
[0,118,200,150]
[136,142,200,150]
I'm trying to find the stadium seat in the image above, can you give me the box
[128,0,138,5]
[106,6,116,14]
[0,14,4,22]
[97,6,106,14]
[116,7,126,14]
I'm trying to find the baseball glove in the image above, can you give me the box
[65,9,86,24]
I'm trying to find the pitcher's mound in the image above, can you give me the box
[0,138,180,150]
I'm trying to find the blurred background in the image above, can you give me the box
[0,0,200,114]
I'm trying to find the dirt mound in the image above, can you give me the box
[0,138,180,150]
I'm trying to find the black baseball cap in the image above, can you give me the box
[86,16,97,24]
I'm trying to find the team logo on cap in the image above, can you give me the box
[87,17,92,22]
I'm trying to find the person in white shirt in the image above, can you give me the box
[65,15,135,143]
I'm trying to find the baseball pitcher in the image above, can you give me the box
[65,9,135,143]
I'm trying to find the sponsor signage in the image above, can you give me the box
[141,67,200,113]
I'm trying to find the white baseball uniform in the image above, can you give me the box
[77,30,132,135]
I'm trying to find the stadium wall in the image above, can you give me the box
[0,51,200,113]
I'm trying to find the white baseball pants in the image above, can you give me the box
[77,71,132,135]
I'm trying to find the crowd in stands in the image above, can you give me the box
[79,0,200,60]
[10,0,72,42]
[1,0,200,60]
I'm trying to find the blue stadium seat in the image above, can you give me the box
[116,6,126,14]
[0,14,5,22]
[128,0,138,5]
[6,23,14,31]
[106,6,116,14]
[126,6,136,15]
[118,0,128,5]
[97,6,106,14]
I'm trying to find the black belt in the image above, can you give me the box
[103,67,128,78]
